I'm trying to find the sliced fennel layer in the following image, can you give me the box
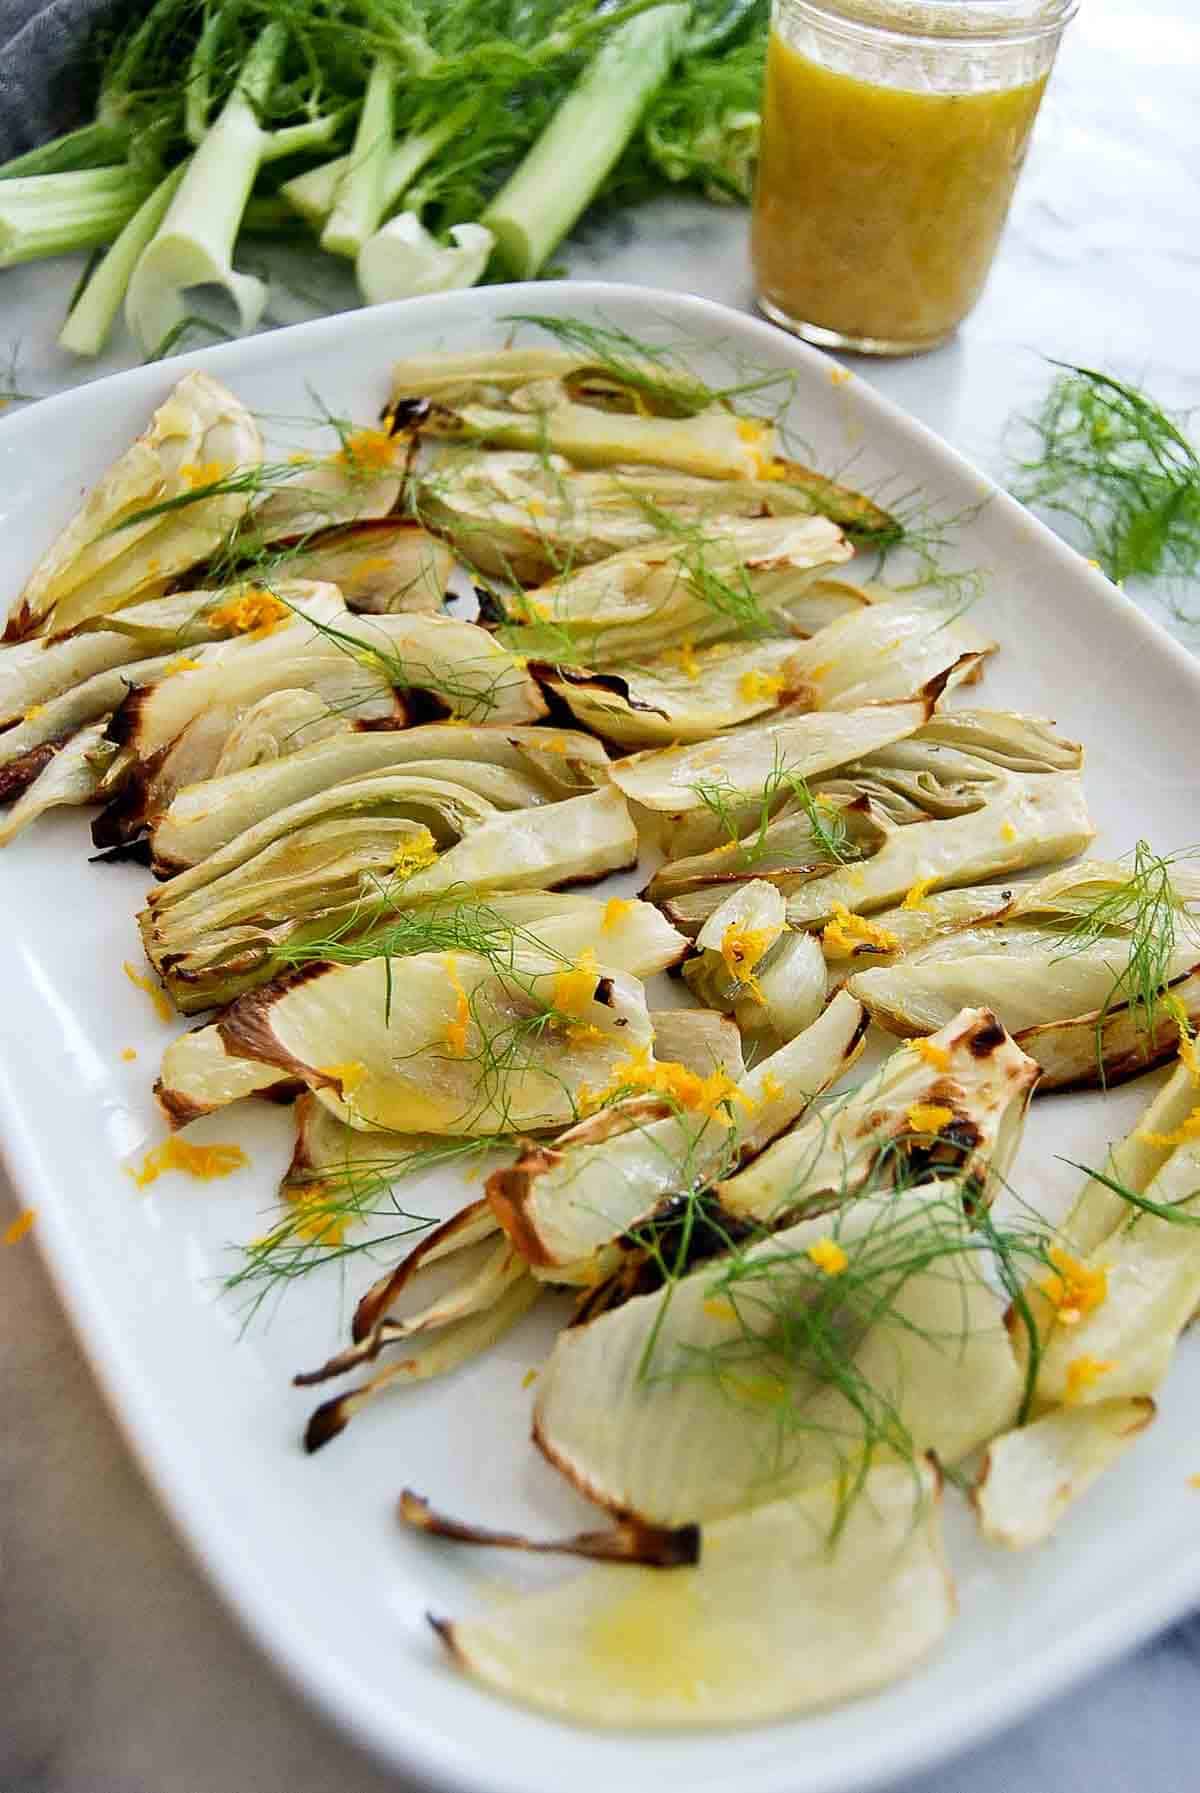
[436,1461,952,1726]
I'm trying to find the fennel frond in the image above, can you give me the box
[1012,362,1200,600]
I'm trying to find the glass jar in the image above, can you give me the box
[751,0,1078,355]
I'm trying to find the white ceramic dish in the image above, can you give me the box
[2,282,1199,1793]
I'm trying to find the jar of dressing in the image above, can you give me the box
[751,0,1077,355]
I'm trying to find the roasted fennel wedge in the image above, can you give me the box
[613,698,938,829]
[496,514,854,667]
[140,784,647,1011]
[847,860,1200,1088]
[148,724,609,874]
[532,1179,1025,1526]
[713,1005,1038,1227]
[655,712,1094,923]
[534,639,815,749]
[1027,1132,1200,1407]
[414,451,896,585]
[155,931,658,1133]
[657,705,1086,864]
[430,1461,952,1727]
[682,880,827,1046]
[267,520,455,614]
[972,1058,1200,1547]
[0,723,108,844]
[6,373,263,641]
[0,587,266,731]
[487,990,867,1286]
[94,597,547,846]
[391,347,782,480]
[973,1399,1155,1551]
[534,597,988,749]
[293,1001,752,1442]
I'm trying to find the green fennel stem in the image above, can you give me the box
[283,97,483,229]
[124,22,338,353]
[321,57,396,259]
[0,166,152,268]
[482,2,690,278]
[59,161,189,356]
[0,122,132,181]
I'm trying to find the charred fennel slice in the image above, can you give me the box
[296,1005,1031,1447]
[5,328,1199,1732]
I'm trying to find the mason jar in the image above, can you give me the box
[751,0,1078,355]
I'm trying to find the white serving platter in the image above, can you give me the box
[2,281,1199,1793]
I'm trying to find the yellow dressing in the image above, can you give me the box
[752,35,1048,347]
[584,1575,718,1704]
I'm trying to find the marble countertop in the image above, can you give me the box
[3,2,1199,1788]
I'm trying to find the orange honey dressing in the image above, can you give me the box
[752,32,1048,349]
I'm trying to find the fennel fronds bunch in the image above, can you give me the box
[1,0,772,362]
[1012,362,1200,602]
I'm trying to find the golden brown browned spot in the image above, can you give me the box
[531,664,670,720]
[427,1614,463,1661]
[531,1408,640,1522]
[154,1081,217,1130]
[92,740,176,847]
[303,1394,352,1453]
[356,699,412,731]
[351,1196,498,1341]
[258,1078,308,1105]
[919,661,965,713]
[967,1020,1007,1058]
[0,742,59,804]
[215,963,337,1075]
[487,1156,560,1268]
[398,1488,700,1568]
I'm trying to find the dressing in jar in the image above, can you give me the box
[751,0,1077,355]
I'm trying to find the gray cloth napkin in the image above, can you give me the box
[0,0,116,163]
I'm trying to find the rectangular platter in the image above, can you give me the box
[2,280,1199,1793]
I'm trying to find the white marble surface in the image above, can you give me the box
[2,2,1200,1789]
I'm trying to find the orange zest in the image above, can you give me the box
[391,826,438,880]
[1038,1246,1108,1326]
[737,668,786,705]
[122,960,172,1023]
[336,427,398,473]
[129,1137,248,1190]
[901,877,934,912]
[806,1237,849,1276]
[821,903,899,960]
[602,897,634,932]
[552,948,600,1023]
[207,586,290,638]
[1138,1107,1200,1149]
[178,459,226,489]
[588,1042,752,1125]
[906,1102,954,1135]
[719,922,775,1002]
[664,638,701,681]
[910,1037,951,1072]
[320,1060,368,1098]
[3,1208,36,1245]
[1064,1355,1116,1404]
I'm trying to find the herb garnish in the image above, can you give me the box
[692,744,859,868]
[1051,840,1200,1047]
[1012,362,1200,601]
